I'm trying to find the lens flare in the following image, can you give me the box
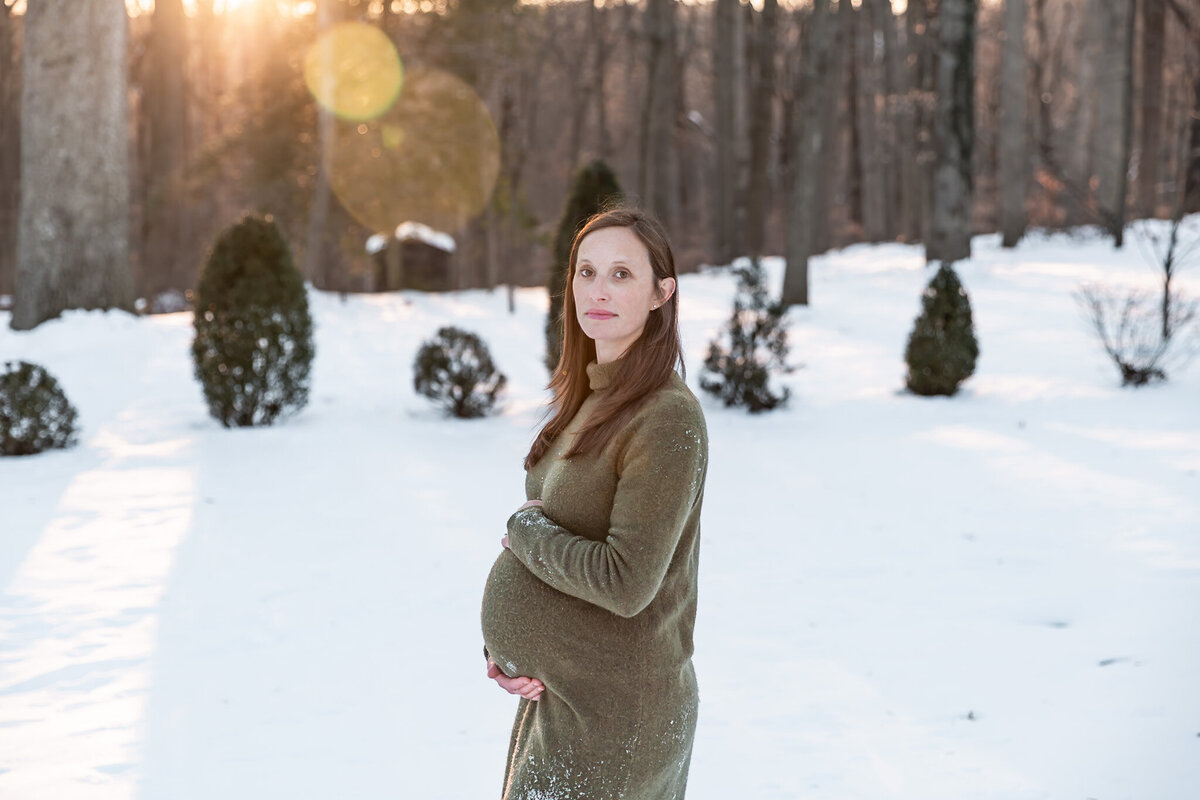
[324,65,501,235]
[304,22,403,122]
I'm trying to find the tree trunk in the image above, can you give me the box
[1067,0,1099,226]
[713,0,737,263]
[745,0,778,256]
[1094,0,1134,246]
[908,0,936,244]
[591,0,614,161]
[0,4,19,298]
[782,0,837,308]
[639,0,676,225]
[1137,0,1164,217]
[845,3,863,234]
[893,0,921,242]
[732,1,749,248]
[303,0,335,288]
[999,0,1027,247]
[856,2,886,241]
[871,0,901,240]
[927,0,975,264]
[13,0,134,330]
[1184,63,1200,213]
[140,0,189,297]
[815,0,851,253]
[564,5,592,177]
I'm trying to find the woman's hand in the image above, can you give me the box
[502,499,543,549]
[486,658,545,701]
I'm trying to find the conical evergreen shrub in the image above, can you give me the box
[904,261,979,396]
[546,160,622,371]
[700,258,794,412]
[414,326,507,418]
[0,360,79,456]
[192,215,314,427]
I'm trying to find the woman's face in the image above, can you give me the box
[573,226,675,364]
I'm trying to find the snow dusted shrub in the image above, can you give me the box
[192,215,314,427]
[700,258,794,412]
[546,160,623,371]
[414,326,507,418]
[0,360,79,456]
[904,261,979,396]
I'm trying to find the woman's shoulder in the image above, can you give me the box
[631,371,707,434]
[613,374,707,472]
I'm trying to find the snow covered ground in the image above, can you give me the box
[1,225,1198,800]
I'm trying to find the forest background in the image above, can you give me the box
[0,0,1196,314]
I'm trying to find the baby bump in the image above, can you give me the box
[480,550,633,684]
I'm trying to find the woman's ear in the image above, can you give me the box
[658,277,676,305]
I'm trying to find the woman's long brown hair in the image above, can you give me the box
[524,208,685,470]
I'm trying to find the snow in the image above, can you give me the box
[1,223,1198,800]
[365,233,388,254]
[394,220,456,253]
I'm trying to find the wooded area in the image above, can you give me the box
[1,0,1198,328]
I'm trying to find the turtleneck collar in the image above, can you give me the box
[585,353,626,391]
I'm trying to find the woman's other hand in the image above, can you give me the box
[502,499,543,549]
[486,658,545,701]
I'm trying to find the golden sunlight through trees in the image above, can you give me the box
[323,65,500,235]
[304,22,403,122]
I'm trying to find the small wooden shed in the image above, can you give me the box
[367,222,456,292]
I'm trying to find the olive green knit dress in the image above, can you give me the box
[481,355,709,800]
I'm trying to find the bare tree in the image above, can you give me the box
[589,0,615,161]
[871,0,906,241]
[1094,0,1135,246]
[927,0,976,264]
[639,0,677,225]
[906,0,936,244]
[713,0,738,263]
[856,0,886,241]
[302,0,341,289]
[814,0,849,253]
[1065,0,1099,226]
[782,0,838,308]
[13,0,134,330]
[1138,0,1166,217]
[843,1,864,236]
[999,0,1027,246]
[139,0,190,298]
[745,0,778,256]
[0,3,18,299]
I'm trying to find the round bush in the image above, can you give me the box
[0,360,79,456]
[192,215,314,427]
[414,326,506,418]
[904,261,979,396]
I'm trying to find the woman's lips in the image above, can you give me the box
[585,311,616,319]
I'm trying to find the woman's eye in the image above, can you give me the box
[615,270,629,279]
[579,268,592,277]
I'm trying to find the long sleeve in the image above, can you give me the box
[505,418,707,618]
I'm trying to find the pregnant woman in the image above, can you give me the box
[480,207,709,800]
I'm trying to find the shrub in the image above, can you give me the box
[700,258,794,412]
[546,160,623,371]
[1074,283,1199,386]
[904,261,979,396]
[414,326,506,418]
[192,215,314,427]
[0,361,79,456]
